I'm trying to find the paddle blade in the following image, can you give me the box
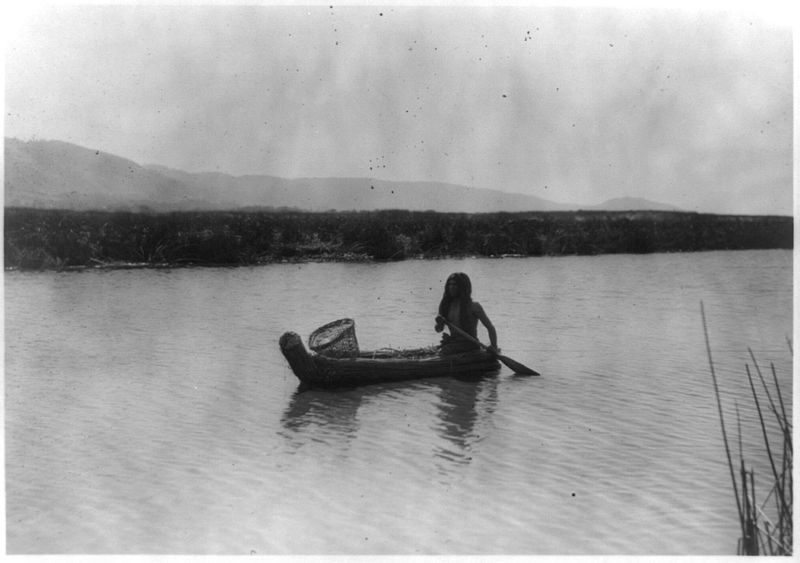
[498,354,539,376]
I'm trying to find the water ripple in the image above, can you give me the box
[4,250,791,554]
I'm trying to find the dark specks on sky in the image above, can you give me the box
[3,3,793,215]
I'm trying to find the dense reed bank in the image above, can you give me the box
[4,207,793,271]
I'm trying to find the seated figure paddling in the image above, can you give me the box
[434,272,499,355]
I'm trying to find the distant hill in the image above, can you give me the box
[595,197,680,212]
[5,138,680,213]
[4,138,216,211]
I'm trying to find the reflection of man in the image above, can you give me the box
[433,375,498,466]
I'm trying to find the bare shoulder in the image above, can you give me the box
[471,301,493,324]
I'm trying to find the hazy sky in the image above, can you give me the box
[4,2,794,214]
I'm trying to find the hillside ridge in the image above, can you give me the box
[5,137,681,213]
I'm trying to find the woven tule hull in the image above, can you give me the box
[279,331,501,388]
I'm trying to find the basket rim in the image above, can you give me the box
[311,318,355,334]
[309,318,357,351]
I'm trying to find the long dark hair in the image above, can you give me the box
[438,272,473,329]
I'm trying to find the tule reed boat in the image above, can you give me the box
[279,319,501,388]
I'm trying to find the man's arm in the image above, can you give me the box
[473,302,498,349]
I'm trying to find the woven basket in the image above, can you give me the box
[309,318,359,357]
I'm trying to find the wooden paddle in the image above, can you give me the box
[436,315,539,376]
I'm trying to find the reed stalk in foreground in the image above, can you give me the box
[701,302,792,555]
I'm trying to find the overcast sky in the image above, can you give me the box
[3,3,794,214]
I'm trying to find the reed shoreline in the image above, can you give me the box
[702,303,793,555]
[4,207,792,272]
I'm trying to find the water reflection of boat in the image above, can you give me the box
[280,386,364,438]
[279,331,501,388]
[279,382,411,451]
[280,373,499,470]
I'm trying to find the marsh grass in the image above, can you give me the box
[702,302,792,555]
[4,207,793,271]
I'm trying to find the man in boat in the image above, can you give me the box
[434,272,499,355]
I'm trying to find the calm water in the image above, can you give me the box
[5,250,792,554]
